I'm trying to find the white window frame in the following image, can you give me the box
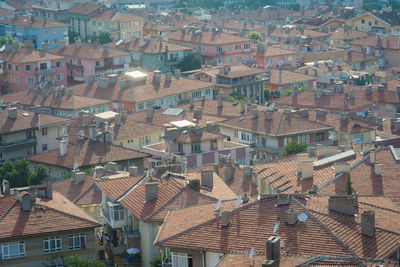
[43,237,62,254]
[1,242,25,259]
[68,234,86,250]
[110,205,124,221]
[172,252,193,267]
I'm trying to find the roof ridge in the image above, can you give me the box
[292,197,365,266]
[73,182,95,204]
[0,196,18,222]
[274,113,285,136]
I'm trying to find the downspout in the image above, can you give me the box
[201,250,205,267]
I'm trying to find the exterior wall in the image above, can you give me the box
[206,252,224,267]
[347,15,390,33]
[139,221,161,267]
[386,49,400,69]
[4,58,67,92]
[167,248,204,267]
[375,102,399,118]
[80,204,102,223]
[89,17,143,41]
[256,53,297,69]
[115,131,162,151]
[0,228,97,267]
[298,49,346,63]
[35,124,65,154]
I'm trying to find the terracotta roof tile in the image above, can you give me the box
[0,192,100,239]
[258,46,297,58]
[109,38,192,54]
[96,176,143,202]
[114,120,163,141]
[268,70,317,85]
[167,30,252,46]
[0,47,65,63]
[50,43,130,61]
[52,177,102,206]
[352,35,400,50]
[28,140,148,169]
[66,4,102,15]
[0,15,67,28]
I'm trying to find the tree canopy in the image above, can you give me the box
[0,160,49,188]
[177,54,201,72]
[281,141,307,157]
[248,32,263,41]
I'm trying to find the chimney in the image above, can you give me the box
[42,42,48,52]
[221,210,230,227]
[97,77,110,89]
[333,162,350,175]
[262,236,280,266]
[361,210,375,237]
[2,180,10,195]
[73,171,86,184]
[129,166,138,177]
[175,69,181,79]
[153,70,162,84]
[328,196,357,215]
[145,179,158,202]
[89,124,97,141]
[189,98,194,108]
[165,72,172,82]
[252,108,259,119]
[334,81,343,93]
[369,150,375,164]
[286,209,297,225]
[366,84,372,96]
[146,108,154,119]
[213,163,219,175]
[107,162,118,173]
[8,107,17,119]
[296,153,309,173]
[299,160,313,180]
[240,102,245,113]
[193,107,203,119]
[108,74,118,84]
[217,95,223,108]
[201,170,213,188]
[374,163,383,176]
[377,85,384,91]
[243,166,252,177]
[59,140,67,156]
[21,193,34,211]
[82,113,90,126]
[105,132,112,143]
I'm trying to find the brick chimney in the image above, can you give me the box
[221,210,230,227]
[374,163,383,176]
[361,210,375,237]
[262,236,280,267]
[129,166,138,177]
[286,209,297,225]
[59,140,67,156]
[299,159,313,180]
[201,170,213,188]
[146,108,154,119]
[145,179,158,202]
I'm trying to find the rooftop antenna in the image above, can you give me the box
[249,247,255,259]
[298,213,308,222]
[216,200,221,212]
[236,196,242,208]
[273,219,280,233]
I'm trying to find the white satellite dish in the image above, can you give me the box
[298,213,308,222]
[273,220,280,233]
[249,248,255,259]
[236,196,242,208]
[216,200,221,211]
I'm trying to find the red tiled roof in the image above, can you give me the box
[28,140,148,169]
[167,30,252,46]
[0,192,99,239]
[258,46,297,58]
[50,43,130,60]
[66,4,102,15]
[0,16,67,28]
[110,38,192,54]
[352,35,400,50]
[96,176,143,201]
[268,70,316,85]
[52,177,102,206]
[0,47,65,63]
[156,195,400,261]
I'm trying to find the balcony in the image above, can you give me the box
[244,48,252,53]
[122,229,140,239]
[103,209,125,229]
[67,63,84,70]
[0,138,37,153]
[95,64,125,72]
[38,68,55,74]
[216,50,225,55]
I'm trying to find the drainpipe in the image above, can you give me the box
[201,251,205,267]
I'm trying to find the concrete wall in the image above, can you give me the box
[139,221,161,267]
[116,131,162,151]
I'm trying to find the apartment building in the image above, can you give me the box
[265,69,317,95]
[167,28,254,66]
[50,40,131,85]
[0,15,68,49]
[217,107,334,161]
[0,44,67,94]
[255,45,298,69]
[0,104,70,161]
[64,4,103,40]
[0,181,100,266]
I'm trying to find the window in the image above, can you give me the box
[110,205,124,221]
[217,46,223,54]
[178,143,183,153]
[55,61,62,68]
[240,131,252,143]
[8,76,12,83]
[192,91,202,99]
[14,65,19,71]
[95,61,101,67]
[112,103,119,110]
[205,88,211,95]
[134,20,140,27]
[122,22,130,29]
[137,103,144,111]
[235,44,241,50]
[139,136,150,147]
[172,252,193,267]
[39,63,47,70]
[7,63,11,70]
[43,237,62,254]
[267,58,273,64]
[92,20,96,26]
[42,127,48,136]
[361,19,365,24]
[236,55,242,62]
[368,21,371,26]
[226,56,232,63]
[210,140,217,150]
[244,43,250,49]
[191,142,201,153]
[146,101,156,108]
[15,77,20,84]
[26,76,34,85]
[1,242,25,259]
[42,144,48,152]
[56,74,63,81]
[375,20,378,25]
[25,64,32,71]
[68,234,86,250]
[288,56,294,62]
[316,133,325,142]
[226,45,232,51]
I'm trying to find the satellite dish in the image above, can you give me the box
[249,248,255,259]
[273,220,280,233]
[236,196,242,208]
[298,213,308,222]
[216,200,221,211]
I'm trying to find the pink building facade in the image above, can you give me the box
[255,47,298,69]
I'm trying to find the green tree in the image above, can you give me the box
[0,34,17,46]
[248,32,263,41]
[44,255,106,267]
[97,31,112,44]
[29,164,49,186]
[283,89,293,96]
[177,54,201,72]
[68,31,80,44]
[0,159,34,188]
[343,173,355,195]
[281,141,307,157]
[297,86,306,93]
[150,252,165,267]
[264,88,271,101]
[287,3,300,11]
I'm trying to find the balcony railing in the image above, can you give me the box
[122,229,140,239]
[0,138,37,153]
[67,63,84,69]
[95,64,125,71]
[38,68,55,74]
[103,210,124,229]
